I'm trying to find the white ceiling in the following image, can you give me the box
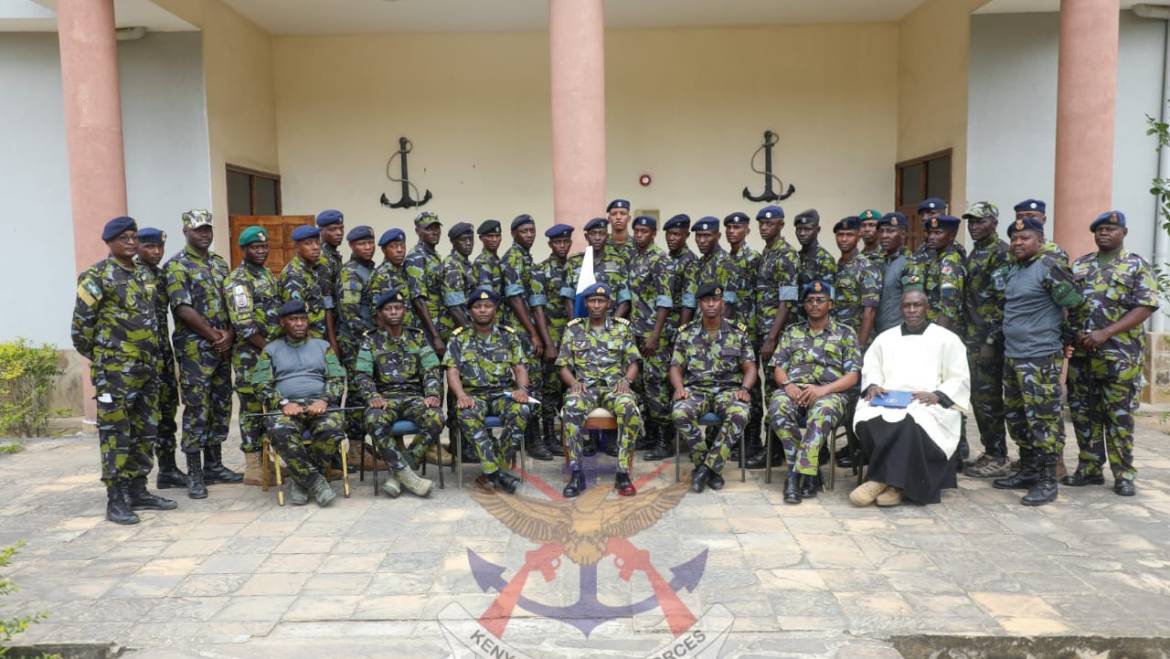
[976,0,1144,12]
[0,0,194,31]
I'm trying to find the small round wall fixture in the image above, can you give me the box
[639,174,652,187]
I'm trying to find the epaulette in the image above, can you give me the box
[452,326,465,336]
[567,317,583,327]
[614,317,629,324]
[502,325,516,333]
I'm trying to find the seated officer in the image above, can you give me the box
[670,283,757,494]
[251,300,346,507]
[443,287,533,494]
[352,288,439,498]
[768,280,861,505]
[557,283,643,498]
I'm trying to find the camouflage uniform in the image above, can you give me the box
[794,245,837,320]
[557,317,643,472]
[727,245,761,331]
[279,255,333,340]
[671,319,755,473]
[320,242,343,304]
[440,250,476,340]
[605,236,637,270]
[405,242,444,340]
[364,261,417,328]
[164,245,232,452]
[666,247,698,337]
[224,261,281,453]
[472,251,505,300]
[832,251,881,339]
[139,258,178,453]
[565,249,631,315]
[963,234,1012,458]
[756,239,800,345]
[501,244,548,397]
[353,328,446,467]
[628,244,675,431]
[686,246,740,315]
[72,258,159,486]
[908,243,967,333]
[768,320,861,476]
[537,255,574,420]
[1067,250,1158,482]
[442,325,531,474]
[336,256,376,441]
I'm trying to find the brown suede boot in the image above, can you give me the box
[243,452,264,486]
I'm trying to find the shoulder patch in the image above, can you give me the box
[567,317,583,327]
[501,325,516,333]
[452,326,465,335]
[737,322,747,333]
[614,317,629,324]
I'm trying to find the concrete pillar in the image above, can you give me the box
[57,0,128,419]
[1053,0,1120,259]
[549,0,605,248]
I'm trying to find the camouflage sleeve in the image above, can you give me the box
[442,260,469,308]
[860,260,882,308]
[770,327,795,372]
[502,251,524,299]
[317,264,335,311]
[555,325,573,370]
[719,261,739,305]
[323,346,345,405]
[225,275,258,340]
[840,326,861,373]
[562,261,580,301]
[1043,257,1084,309]
[164,260,194,310]
[738,330,757,365]
[528,263,547,308]
[338,268,366,336]
[1128,256,1160,310]
[939,256,965,309]
[654,257,673,309]
[252,349,279,410]
[418,342,443,399]
[280,267,305,303]
[670,334,687,372]
[352,340,378,400]
[821,251,839,282]
[778,252,800,302]
[404,255,427,302]
[683,267,698,310]
[621,325,642,368]
[506,331,524,370]
[441,336,460,370]
[71,267,101,359]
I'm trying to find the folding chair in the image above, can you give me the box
[672,413,743,483]
[262,429,350,506]
[359,419,446,494]
[559,408,637,478]
[450,414,513,488]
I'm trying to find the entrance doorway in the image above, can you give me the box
[895,150,952,251]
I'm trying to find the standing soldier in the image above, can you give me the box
[365,228,414,325]
[908,214,966,334]
[627,216,674,455]
[1066,211,1158,496]
[472,220,505,299]
[280,225,338,352]
[605,198,637,267]
[875,212,913,334]
[135,227,186,489]
[687,217,739,319]
[793,210,837,306]
[164,209,241,499]
[316,209,345,323]
[858,209,883,257]
[961,202,1013,478]
[832,216,880,346]
[336,225,378,468]
[536,224,575,457]
[993,217,1083,506]
[73,217,177,524]
[224,226,282,486]
[671,284,757,494]
[565,218,632,320]
[405,211,447,357]
[1013,199,1068,260]
[440,222,477,338]
[724,211,763,463]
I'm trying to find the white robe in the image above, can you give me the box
[853,323,971,458]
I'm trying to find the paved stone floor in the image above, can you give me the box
[1,418,1169,658]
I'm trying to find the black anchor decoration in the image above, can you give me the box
[742,130,796,203]
[380,136,433,209]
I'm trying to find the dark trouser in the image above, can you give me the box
[966,343,1008,458]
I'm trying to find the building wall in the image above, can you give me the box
[967,11,1165,259]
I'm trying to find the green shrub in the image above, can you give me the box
[0,341,60,438]
[0,542,47,656]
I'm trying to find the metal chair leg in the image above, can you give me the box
[437,433,445,490]
[261,439,270,492]
[827,428,837,492]
[765,428,773,485]
[340,439,351,498]
[454,421,462,489]
[370,437,379,496]
[740,425,746,483]
[674,430,681,483]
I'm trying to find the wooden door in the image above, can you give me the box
[227,215,315,273]
[894,149,952,251]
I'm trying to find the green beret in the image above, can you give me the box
[239,226,268,247]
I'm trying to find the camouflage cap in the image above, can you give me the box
[182,209,213,230]
[414,211,441,227]
[962,201,999,220]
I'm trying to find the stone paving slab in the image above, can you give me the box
[0,421,1168,657]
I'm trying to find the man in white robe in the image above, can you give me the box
[851,286,970,506]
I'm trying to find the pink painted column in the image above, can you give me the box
[549,0,606,249]
[1053,0,1119,260]
[57,0,128,419]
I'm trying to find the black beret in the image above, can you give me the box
[510,214,535,231]
[833,216,861,233]
[469,287,499,304]
[723,212,750,226]
[663,214,691,231]
[696,282,724,300]
[278,300,307,318]
[375,288,406,309]
[448,222,474,240]
[584,217,609,231]
[792,210,820,226]
[477,220,501,235]
[633,216,657,230]
[137,227,165,245]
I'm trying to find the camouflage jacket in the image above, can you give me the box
[907,243,966,332]
[671,319,755,391]
[963,235,1011,347]
[137,259,174,364]
[72,258,159,372]
[279,255,332,340]
[353,327,443,400]
[440,251,476,339]
[472,251,505,300]
[442,324,525,396]
[501,244,547,332]
[251,338,345,410]
[364,261,417,328]
[833,251,881,335]
[556,316,640,387]
[755,239,800,341]
[726,244,761,335]
[320,242,343,301]
[564,249,632,309]
[796,244,837,292]
[164,245,231,343]
[405,242,444,335]
[770,319,861,386]
[537,255,574,347]
[628,244,674,337]
[337,257,375,358]
[1069,249,1159,365]
[605,236,637,270]
[666,248,697,337]
[687,245,740,310]
[224,261,282,387]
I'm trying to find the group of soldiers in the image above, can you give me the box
[72,192,1157,523]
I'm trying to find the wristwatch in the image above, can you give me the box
[778,380,792,388]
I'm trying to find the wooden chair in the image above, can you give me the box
[359,420,446,494]
[261,429,351,506]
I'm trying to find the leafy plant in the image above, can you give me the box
[1147,110,1170,309]
[0,542,48,656]
[0,341,60,438]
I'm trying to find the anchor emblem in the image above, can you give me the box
[380,136,433,209]
[743,130,796,203]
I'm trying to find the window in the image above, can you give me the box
[895,150,952,251]
[226,165,281,216]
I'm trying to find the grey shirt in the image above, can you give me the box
[264,338,332,400]
[1003,255,1069,359]
[876,251,909,333]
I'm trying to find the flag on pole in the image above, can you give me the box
[572,245,596,318]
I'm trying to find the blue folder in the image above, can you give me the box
[870,390,913,409]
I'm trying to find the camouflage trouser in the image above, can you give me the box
[1067,356,1141,481]
[339,337,368,444]
[455,394,530,474]
[236,389,266,454]
[1003,353,1064,456]
[95,363,158,486]
[768,390,848,477]
[516,332,543,407]
[175,337,232,452]
[672,388,749,473]
[634,336,673,428]
[966,343,1008,457]
[156,359,179,452]
[563,387,643,473]
[264,410,345,486]
[366,396,446,466]
[541,359,565,431]
[747,343,764,447]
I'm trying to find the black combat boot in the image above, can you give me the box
[562,468,586,498]
[746,436,783,469]
[106,484,140,525]
[800,472,820,499]
[691,465,710,494]
[582,431,598,457]
[202,445,243,484]
[1021,453,1059,506]
[644,426,676,461]
[601,430,619,457]
[155,449,187,489]
[615,471,637,496]
[185,451,208,499]
[1061,464,1105,487]
[126,476,178,511]
[526,420,553,461]
[543,416,564,457]
[706,468,725,491]
[993,449,1039,490]
[491,470,518,494]
[783,470,802,505]
[636,419,658,452]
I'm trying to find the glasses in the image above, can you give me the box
[803,296,831,305]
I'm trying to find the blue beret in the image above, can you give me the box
[346,225,374,242]
[581,282,611,299]
[801,279,833,300]
[633,216,657,230]
[102,216,137,242]
[607,199,631,212]
[1013,199,1046,213]
[469,287,499,304]
[448,222,474,240]
[696,282,724,300]
[833,216,861,233]
[663,214,691,231]
[278,300,307,318]
[584,217,609,232]
[877,212,907,229]
[291,225,320,242]
[692,216,720,233]
[477,220,501,235]
[793,209,820,226]
[917,198,946,213]
[510,214,535,231]
[723,212,750,226]
[316,209,344,227]
[374,288,407,309]
[545,223,574,239]
[924,215,961,231]
[1090,210,1126,232]
[378,228,406,246]
[1007,216,1045,237]
[756,206,784,221]
[137,227,165,245]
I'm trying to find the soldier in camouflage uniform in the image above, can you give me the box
[316,209,345,327]
[472,220,505,299]
[686,216,740,319]
[831,216,881,346]
[961,202,1014,478]
[164,209,241,498]
[557,283,643,498]
[536,225,575,456]
[671,283,756,494]
[405,211,447,356]
[440,222,477,339]
[565,218,632,321]
[1065,210,1158,496]
[627,216,674,454]
[858,209,883,258]
[224,226,283,485]
[723,212,765,462]
[443,288,533,494]
[336,225,378,465]
[251,300,345,507]
[1013,199,1069,261]
[875,212,913,334]
[907,212,966,335]
[993,217,1084,506]
[768,280,861,505]
[73,217,177,525]
[792,210,837,321]
[135,227,186,489]
[280,225,337,350]
[605,198,637,268]
[365,228,415,327]
[353,288,440,498]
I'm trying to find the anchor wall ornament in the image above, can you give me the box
[380,136,432,209]
[742,129,796,203]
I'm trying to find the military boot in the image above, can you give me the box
[783,470,802,505]
[746,437,783,469]
[184,451,208,499]
[1061,464,1105,487]
[615,471,637,497]
[288,478,310,505]
[800,472,820,499]
[543,416,564,457]
[308,474,337,507]
[202,445,243,484]
[691,465,710,494]
[993,449,1039,490]
[242,451,264,487]
[644,426,676,461]
[395,464,434,497]
[562,468,586,498]
[106,484,139,525]
[155,449,187,489]
[636,418,658,452]
[526,420,553,461]
[706,468,725,491]
[126,477,178,511]
[1021,453,1059,506]
[601,430,619,457]
[490,470,518,494]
